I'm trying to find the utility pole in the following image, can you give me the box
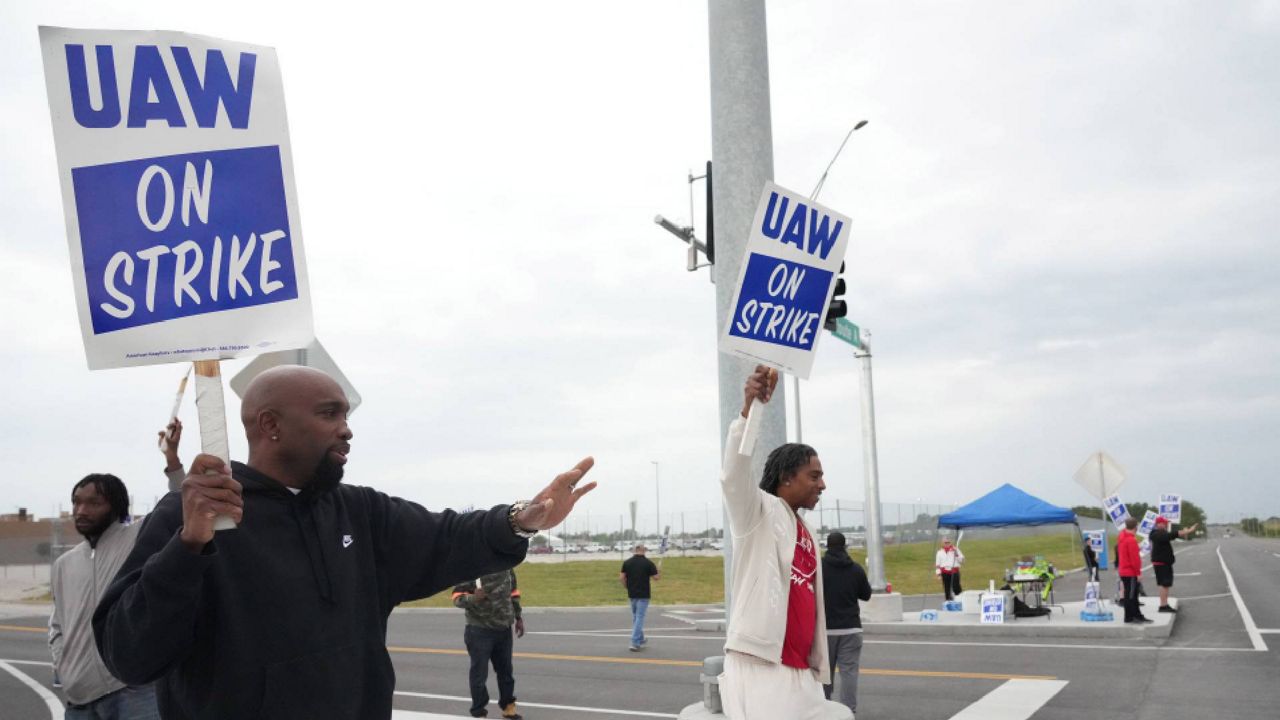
[708,0,787,622]
[855,333,888,591]
[651,461,661,537]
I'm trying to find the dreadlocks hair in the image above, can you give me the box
[72,473,130,524]
[759,443,818,495]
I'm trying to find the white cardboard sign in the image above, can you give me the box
[1136,509,1158,539]
[1083,581,1100,613]
[1158,493,1182,523]
[980,593,1006,624]
[39,27,314,370]
[1103,493,1130,529]
[719,181,851,379]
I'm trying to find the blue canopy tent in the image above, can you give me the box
[938,483,1077,529]
[936,484,1080,611]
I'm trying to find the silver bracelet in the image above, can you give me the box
[507,501,537,539]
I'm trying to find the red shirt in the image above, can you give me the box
[781,518,817,669]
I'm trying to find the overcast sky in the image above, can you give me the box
[2,1,1276,535]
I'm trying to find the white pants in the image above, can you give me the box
[719,651,828,720]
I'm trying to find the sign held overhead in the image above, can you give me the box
[39,27,314,369]
[720,181,852,380]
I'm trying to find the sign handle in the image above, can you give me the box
[193,360,237,531]
[157,367,192,448]
[737,398,763,456]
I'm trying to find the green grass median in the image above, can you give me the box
[401,533,1084,609]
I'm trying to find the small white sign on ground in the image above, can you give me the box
[980,593,1006,624]
[719,181,851,379]
[39,27,314,369]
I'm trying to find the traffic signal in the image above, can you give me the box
[824,262,847,331]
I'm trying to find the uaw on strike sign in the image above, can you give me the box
[720,181,851,379]
[39,27,313,369]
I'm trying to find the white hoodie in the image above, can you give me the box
[720,416,830,684]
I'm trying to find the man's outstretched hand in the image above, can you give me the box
[514,457,597,531]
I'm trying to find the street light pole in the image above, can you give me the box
[855,331,888,592]
[651,461,661,538]
[791,119,868,444]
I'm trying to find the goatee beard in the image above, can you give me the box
[311,455,345,494]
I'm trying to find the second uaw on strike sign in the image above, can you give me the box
[719,181,852,379]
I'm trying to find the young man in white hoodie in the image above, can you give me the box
[718,366,832,720]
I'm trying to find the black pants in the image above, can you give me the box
[941,571,961,600]
[1121,576,1143,621]
[464,624,516,716]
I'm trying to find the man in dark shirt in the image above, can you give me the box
[93,365,598,720]
[453,570,524,719]
[619,544,660,651]
[821,532,872,715]
[1149,516,1199,613]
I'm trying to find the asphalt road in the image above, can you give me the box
[2,536,1278,719]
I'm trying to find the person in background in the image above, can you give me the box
[48,421,186,718]
[717,366,831,720]
[934,537,964,600]
[1083,536,1099,580]
[821,532,872,717]
[453,570,525,719]
[620,543,660,652]
[50,473,161,719]
[1149,516,1199,613]
[1117,517,1150,623]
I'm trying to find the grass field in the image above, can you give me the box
[402,533,1083,608]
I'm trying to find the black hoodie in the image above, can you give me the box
[821,549,872,630]
[93,462,527,719]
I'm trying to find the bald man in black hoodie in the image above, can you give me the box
[94,366,596,720]
[821,532,872,716]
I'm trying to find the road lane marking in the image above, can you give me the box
[865,640,1260,653]
[947,678,1068,720]
[389,646,1053,680]
[0,660,62,720]
[1217,545,1267,651]
[522,629,1264,653]
[1178,592,1231,601]
[396,691,678,718]
[1179,572,1203,577]
[529,627,695,635]
[389,646,702,667]
[0,624,43,634]
[1258,629,1280,634]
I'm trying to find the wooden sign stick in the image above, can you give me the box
[193,360,237,531]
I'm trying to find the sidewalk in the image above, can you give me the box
[866,598,1176,639]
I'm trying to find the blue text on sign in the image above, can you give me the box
[760,191,845,260]
[73,145,297,334]
[64,44,256,129]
